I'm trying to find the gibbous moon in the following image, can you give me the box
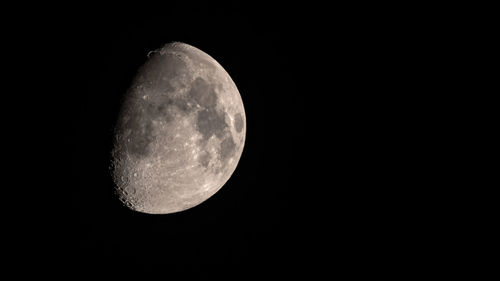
[111,42,246,214]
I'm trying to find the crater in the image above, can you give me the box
[140,53,187,85]
[131,54,184,96]
[199,151,211,168]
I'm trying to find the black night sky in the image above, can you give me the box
[62,3,310,278]
[12,2,434,278]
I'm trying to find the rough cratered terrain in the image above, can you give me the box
[111,42,246,214]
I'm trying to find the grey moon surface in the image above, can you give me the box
[111,42,246,214]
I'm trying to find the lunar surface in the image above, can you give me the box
[111,42,246,214]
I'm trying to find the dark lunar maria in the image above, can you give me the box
[111,42,246,214]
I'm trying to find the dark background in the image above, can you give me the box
[56,3,312,278]
[9,2,456,278]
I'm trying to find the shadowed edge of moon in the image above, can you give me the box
[111,42,245,214]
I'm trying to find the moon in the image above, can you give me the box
[111,42,246,214]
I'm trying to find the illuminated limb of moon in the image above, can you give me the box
[111,42,246,214]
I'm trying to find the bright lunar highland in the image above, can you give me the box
[111,42,246,214]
